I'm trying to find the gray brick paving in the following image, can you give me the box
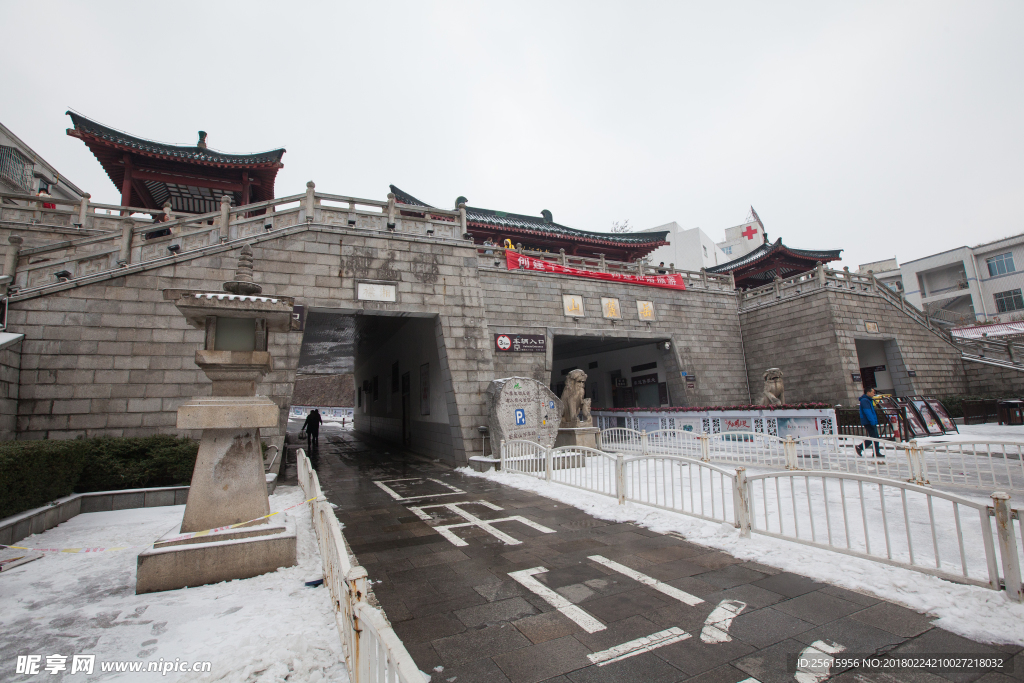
[293,427,1022,683]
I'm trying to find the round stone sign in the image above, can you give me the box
[486,377,562,449]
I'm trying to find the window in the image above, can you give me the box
[987,252,1015,277]
[994,289,1024,313]
[0,146,33,192]
[702,246,708,257]
[722,246,733,255]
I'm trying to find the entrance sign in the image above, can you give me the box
[486,377,562,447]
[494,333,546,353]
[507,251,686,290]
[356,281,397,302]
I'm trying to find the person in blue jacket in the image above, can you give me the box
[855,387,883,457]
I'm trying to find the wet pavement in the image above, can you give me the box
[285,425,1023,683]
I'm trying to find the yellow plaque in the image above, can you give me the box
[637,300,656,321]
[562,295,584,317]
[601,297,621,319]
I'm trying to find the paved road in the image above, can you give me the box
[289,426,1022,683]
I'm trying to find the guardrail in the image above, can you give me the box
[296,448,423,683]
[498,439,1024,601]
[596,428,1024,494]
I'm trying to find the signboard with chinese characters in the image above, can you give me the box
[506,251,686,290]
[486,377,562,447]
[494,334,546,353]
[562,295,585,317]
[601,297,621,319]
[631,373,658,387]
[637,300,656,321]
[356,281,397,302]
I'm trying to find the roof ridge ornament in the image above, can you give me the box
[223,243,263,295]
[197,131,208,149]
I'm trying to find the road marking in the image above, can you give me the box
[587,555,705,606]
[508,567,607,633]
[408,501,557,546]
[794,639,846,683]
[373,477,465,501]
[587,627,691,666]
[700,599,747,643]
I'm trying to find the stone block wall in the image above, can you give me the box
[479,267,750,407]
[740,288,967,406]
[0,335,23,441]
[964,361,1024,396]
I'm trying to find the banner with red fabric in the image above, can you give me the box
[505,251,686,290]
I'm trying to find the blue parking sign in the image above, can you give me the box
[515,409,526,425]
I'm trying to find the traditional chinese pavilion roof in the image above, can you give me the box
[66,112,285,213]
[707,238,842,289]
[389,185,669,260]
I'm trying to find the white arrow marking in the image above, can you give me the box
[588,555,704,606]
[794,639,846,683]
[700,599,747,643]
[508,567,606,633]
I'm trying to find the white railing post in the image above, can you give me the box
[784,436,799,469]
[305,181,316,223]
[991,493,1023,602]
[906,440,927,485]
[616,455,625,505]
[734,468,751,537]
[699,433,710,462]
[545,447,553,481]
[641,430,648,455]
[499,439,506,471]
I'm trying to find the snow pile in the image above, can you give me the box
[458,467,1024,646]
[0,487,348,683]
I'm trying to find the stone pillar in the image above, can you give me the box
[305,181,316,223]
[117,219,135,266]
[816,261,826,286]
[386,191,396,229]
[77,193,91,229]
[219,195,232,242]
[458,202,467,237]
[4,235,23,280]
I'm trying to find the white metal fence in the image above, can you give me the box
[297,449,423,683]
[597,428,1024,494]
[499,439,1024,602]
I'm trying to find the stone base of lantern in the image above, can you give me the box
[136,516,296,594]
[554,426,600,450]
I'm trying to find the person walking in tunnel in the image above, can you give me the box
[302,409,323,452]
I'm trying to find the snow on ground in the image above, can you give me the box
[457,467,1024,647]
[919,422,1024,443]
[0,487,348,683]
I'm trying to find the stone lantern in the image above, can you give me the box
[136,244,298,594]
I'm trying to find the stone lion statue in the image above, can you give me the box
[560,369,589,427]
[759,368,785,406]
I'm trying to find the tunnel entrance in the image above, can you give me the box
[293,310,455,463]
[549,334,687,410]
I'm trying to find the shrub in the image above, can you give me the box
[0,435,198,519]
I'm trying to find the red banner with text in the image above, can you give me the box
[505,251,686,290]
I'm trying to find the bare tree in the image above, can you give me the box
[610,219,631,233]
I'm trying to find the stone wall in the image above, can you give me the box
[740,288,967,406]
[964,360,1024,396]
[6,225,494,465]
[479,267,751,407]
[0,334,23,441]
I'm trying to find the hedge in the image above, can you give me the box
[0,435,198,520]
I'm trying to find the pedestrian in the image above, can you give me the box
[302,409,322,452]
[855,387,883,457]
[657,261,667,274]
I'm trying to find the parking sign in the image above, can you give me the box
[514,409,526,425]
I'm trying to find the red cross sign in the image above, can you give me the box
[742,225,758,240]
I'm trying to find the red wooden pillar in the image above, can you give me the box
[241,171,251,207]
[120,154,134,216]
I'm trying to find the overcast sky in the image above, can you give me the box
[3,1,1021,269]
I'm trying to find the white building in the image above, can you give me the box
[861,233,1024,324]
[636,222,726,271]
[0,121,84,203]
[716,220,765,259]
[857,257,904,293]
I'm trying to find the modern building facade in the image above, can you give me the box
[716,219,765,259]
[1,121,85,203]
[635,222,726,271]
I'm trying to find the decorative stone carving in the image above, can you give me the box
[559,369,590,427]
[759,368,785,406]
[486,377,562,448]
